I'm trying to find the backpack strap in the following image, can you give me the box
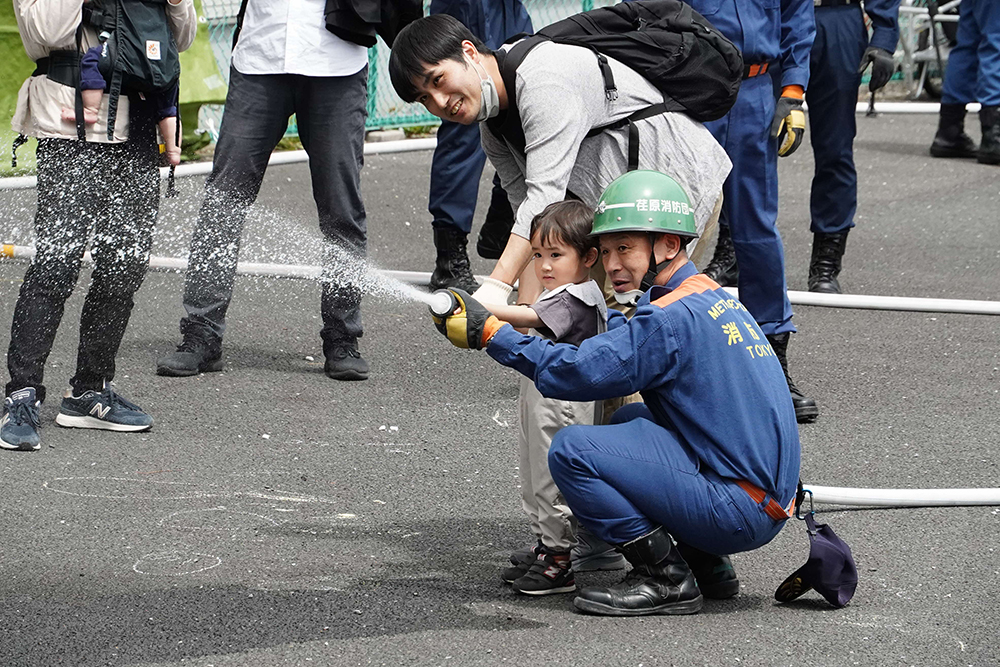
[586,102,670,171]
[485,34,547,155]
[233,0,249,49]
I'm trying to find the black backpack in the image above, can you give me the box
[487,0,743,169]
[80,0,181,142]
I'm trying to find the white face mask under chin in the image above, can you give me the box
[470,57,500,122]
[614,290,644,306]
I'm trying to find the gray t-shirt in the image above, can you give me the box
[480,41,732,253]
[528,280,608,347]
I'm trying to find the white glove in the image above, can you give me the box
[473,277,513,305]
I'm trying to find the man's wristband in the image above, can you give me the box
[481,316,506,348]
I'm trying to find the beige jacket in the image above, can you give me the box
[11,0,197,143]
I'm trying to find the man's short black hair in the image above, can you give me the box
[530,200,598,259]
[388,14,492,103]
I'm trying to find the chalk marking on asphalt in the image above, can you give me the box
[133,550,223,576]
[237,490,336,503]
[157,506,280,530]
[43,476,218,500]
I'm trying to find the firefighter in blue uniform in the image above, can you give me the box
[807,0,900,295]
[427,0,534,292]
[929,0,1000,165]
[665,0,820,423]
[432,171,801,616]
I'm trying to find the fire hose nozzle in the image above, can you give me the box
[428,289,459,319]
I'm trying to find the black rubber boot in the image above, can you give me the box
[766,333,819,424]
[808,231,848,294]
[701,225,739,287]
[573,527,703,616]
[977,105,1000,165]
[430,228,479,293]
[156,322,224,377]
[476,177,515,260]
[675,541,739,599]
[930,103,977,158]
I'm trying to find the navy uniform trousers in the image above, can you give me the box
[942,0,1000,107]
[428,0,532,234]
[807,5,869,236]
[704,75,795,336]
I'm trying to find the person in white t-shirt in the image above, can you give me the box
[156,0,373,381]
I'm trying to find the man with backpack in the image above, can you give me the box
[387,3,733,310]
[680,0,821,424]
[2,0,196,452]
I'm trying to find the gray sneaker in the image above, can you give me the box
[55,382,152,432]
[1,387,41,451]
[571,526,626,572]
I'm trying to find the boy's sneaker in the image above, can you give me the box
[512,552,575,596]
[572,526,626,572]
[156,332,224,377]
[55,382,153,432]
[502,542,543,583]
[1,388,41,451]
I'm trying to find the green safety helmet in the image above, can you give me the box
[591,170,698,239]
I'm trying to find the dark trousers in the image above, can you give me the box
[548,403,786,555]
[807,5,867,236]
[181,67,368,353]
[704,75,795,336]
[942,0,1000,106]
[6,115,159,403]
[427,0,532,234]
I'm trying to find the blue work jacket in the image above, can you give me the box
[685,0,816,89]
[487,261,802,505]
[859,0,901,53]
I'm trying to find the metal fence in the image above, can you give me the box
[200,1,616,136]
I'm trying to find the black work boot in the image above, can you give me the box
[930,103,977,158]
[573,527,703,616]
[701,225,739,287]
[430,228,479,293]
[766,333,819,424]
[675,541,739,599]
[476,178,515,260]
[808,231,849,294]
[977,105,1000,165]
[156,323,224,377]
[324,339,369,381]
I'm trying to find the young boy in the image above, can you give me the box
[476,199,610,596]
[61,44,182,165]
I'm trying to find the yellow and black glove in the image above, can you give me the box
[770,85,806,157]
[431,288,506,350]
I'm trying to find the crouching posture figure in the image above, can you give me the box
[433,171,801,616]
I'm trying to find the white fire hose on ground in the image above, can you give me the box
[2,242,999,510]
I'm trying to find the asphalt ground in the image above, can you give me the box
[0,112,998,667]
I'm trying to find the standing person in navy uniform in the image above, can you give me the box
[426,0,533,292]
[431,171,801,616]
[807,0,899,294]
[666,0,820,423]
[929,0,1000,165]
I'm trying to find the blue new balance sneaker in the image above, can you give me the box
[55,382,152,432]
[0,387,41,451]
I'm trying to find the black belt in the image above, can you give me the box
[32,50,80,88]
[743,62,770,79]
[814,0,862,7]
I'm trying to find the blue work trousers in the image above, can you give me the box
[807,5,868,235]
[428,0,532,233]
[704,75,795,336]
[942,0,1000,107]
[547,404,786,556]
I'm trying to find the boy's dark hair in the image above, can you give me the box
[388,14,492,103]
[529,200,598,259]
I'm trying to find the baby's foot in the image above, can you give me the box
[61,106,100,125]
